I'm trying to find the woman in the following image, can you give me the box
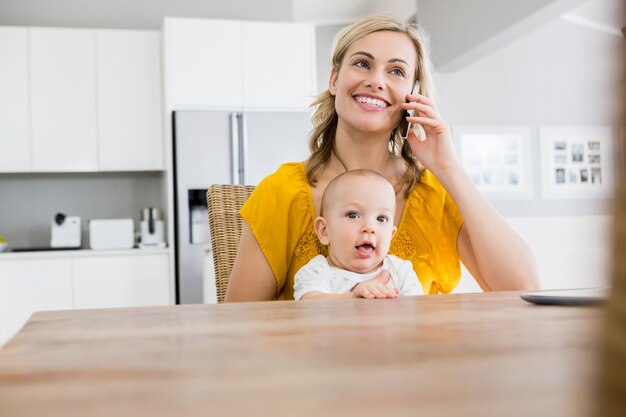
[226,14,539,301]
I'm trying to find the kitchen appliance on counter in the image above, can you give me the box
[139,208,166,249]
[50,213,81,248]
[89,219,134,250]
[173,110,311,304]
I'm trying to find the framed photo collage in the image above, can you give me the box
[453,125,615,200]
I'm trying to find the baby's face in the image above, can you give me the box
[321,176,396,274]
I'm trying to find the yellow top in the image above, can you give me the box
[241,162,464,300]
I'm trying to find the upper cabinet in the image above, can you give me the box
[30,28,98,171]
[241,22,316,110]
[97,30,163,171]
[165,19,243,110]
[164,18,316,111]
[0,26,164,173]
[0,27,30,172]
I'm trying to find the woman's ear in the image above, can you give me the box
[314,217,330,245]
[328,68,338,96]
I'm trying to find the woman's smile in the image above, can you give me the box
[353,93,390,111]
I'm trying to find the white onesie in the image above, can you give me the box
[294,254,420,300]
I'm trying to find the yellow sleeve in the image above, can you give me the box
[402,170,464,294]
[240,163,313,293]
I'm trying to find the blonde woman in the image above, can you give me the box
[226,14,539,301]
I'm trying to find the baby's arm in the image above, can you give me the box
[301,271,398,299]
[300,291,356,300]
[352,270,398,299]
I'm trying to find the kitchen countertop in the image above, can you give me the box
[0,247,170,260]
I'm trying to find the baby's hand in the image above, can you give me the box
[352,270,399,299]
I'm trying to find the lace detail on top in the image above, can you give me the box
[390,227,417,260]
[294,226,327,265]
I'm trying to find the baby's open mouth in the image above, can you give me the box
[356,243,375,254]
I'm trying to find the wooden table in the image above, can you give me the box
[0,291,603,417]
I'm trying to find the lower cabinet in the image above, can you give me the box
[74,254,170,309]
[0,258,73,346]
[0,251,171,346]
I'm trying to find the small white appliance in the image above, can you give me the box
[50,213,81,248]
[139,208,166,249]
[89,219,134,250]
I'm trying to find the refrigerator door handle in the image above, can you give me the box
[239,112,248,185]
[230,112,240,184]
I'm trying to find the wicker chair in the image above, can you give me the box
[206,184,255,303]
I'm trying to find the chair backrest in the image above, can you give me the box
[206,184,255,303]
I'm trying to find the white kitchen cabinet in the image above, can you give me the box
[165,18,243,109]
[97,30,164,171]
[73,253,170,309]
[29,27,98,171]
[0,27,30,172]
[0,258,73,346]
[0,250,172,346]
[164,18,316,110]
[242,22,316,110]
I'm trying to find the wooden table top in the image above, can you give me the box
[0,291,604,417]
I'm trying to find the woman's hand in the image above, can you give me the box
[352,270,399,299]
[401,94,460,178]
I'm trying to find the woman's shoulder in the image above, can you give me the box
[403,170,460,223]
[407,170,447,205]
[244,161,313,220]
[256,162,309,194]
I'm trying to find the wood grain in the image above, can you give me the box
[0,292,603,417]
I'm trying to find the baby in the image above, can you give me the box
[294,169,420,300]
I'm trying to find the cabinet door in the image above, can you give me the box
[30,28,98,171]
[164,18,243,109]
[0,258,73,346]
[0,27,29,172]
[97,30,164,171]
[242,22,316,110]
[73,254,170,309]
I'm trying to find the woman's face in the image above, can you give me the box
[329,30,418,136]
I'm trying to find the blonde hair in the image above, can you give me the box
[306,14,435,197]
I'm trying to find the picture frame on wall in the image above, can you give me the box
[453,126,533,200]
[540,126,613,199]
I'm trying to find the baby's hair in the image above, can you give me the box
[320,169,393,217]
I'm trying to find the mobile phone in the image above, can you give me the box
[400,80,420,140]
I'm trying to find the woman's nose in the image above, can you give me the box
[365,70,385,90]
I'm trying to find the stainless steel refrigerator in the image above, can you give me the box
[173,110,312,304]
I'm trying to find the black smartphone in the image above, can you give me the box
[400,80,420,140]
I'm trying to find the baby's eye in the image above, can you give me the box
[377,215,389,223]
[346,211,359,219]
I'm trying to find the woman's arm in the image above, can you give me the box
[225,221,277,302]
[443,168,540,291]
[403,95,540,291]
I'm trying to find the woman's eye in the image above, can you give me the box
[391,67,406,77]
[354,60,369,69]
[377,215,389,223]
[346,212,359,219]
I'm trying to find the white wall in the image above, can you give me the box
[436,16,621,291]
[452,215,612,292]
